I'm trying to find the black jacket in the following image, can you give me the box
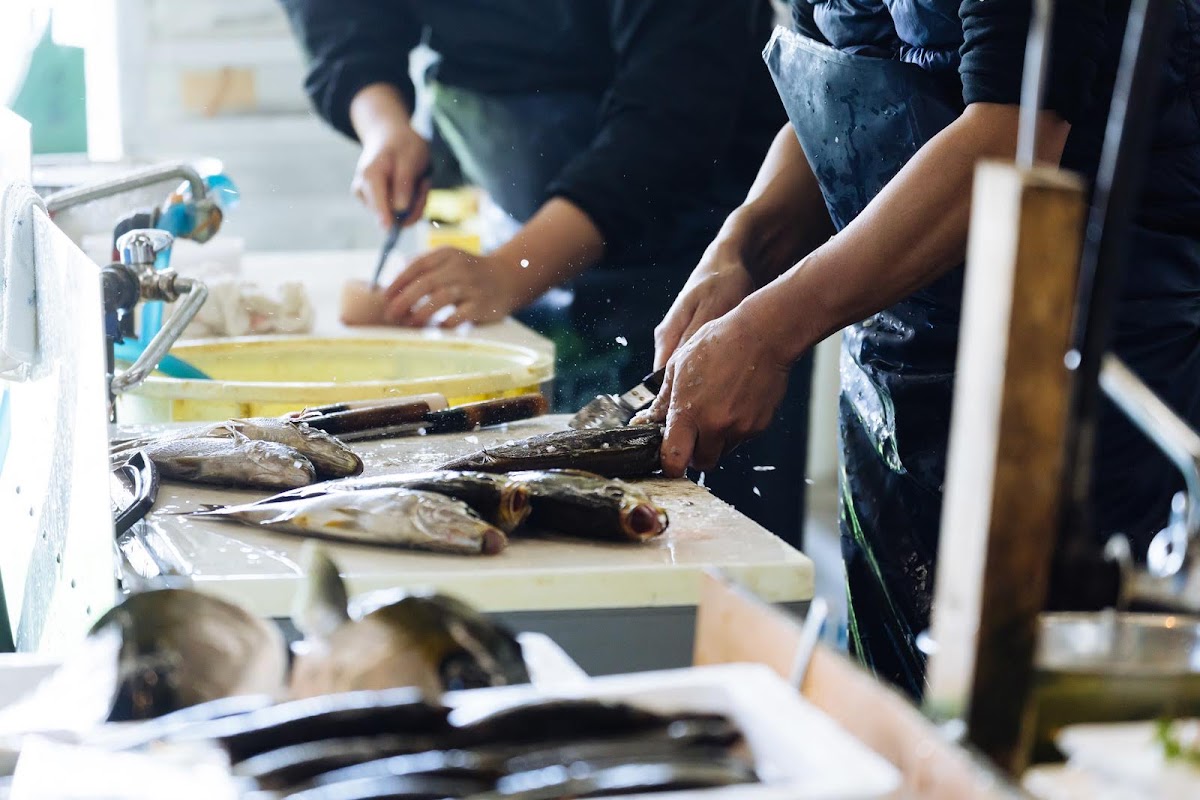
[280,0,786,257]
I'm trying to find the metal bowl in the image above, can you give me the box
[1031,612,1200,759]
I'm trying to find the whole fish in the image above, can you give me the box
[88,589,288,722]
[287,774,493,800]
[290,545,529,702]
[233,735,460,792]
[114,417,362,479]
[142,434,317,490]
[488,757,758,799]
[508,469,667,542]
[439,425,663,478]
[191,488,508,555]
[254,471,532,533]
[169,687,449,764]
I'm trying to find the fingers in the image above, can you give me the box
[406,177,433,228]
[404,286,462,328]
[391,166,432,224]
[660,410,697,479]
[355,161,394,229]
[653,298,695,370]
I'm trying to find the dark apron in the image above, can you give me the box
[764,26,964,697]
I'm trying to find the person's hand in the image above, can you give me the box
[382,247,520,327]
[349,84,432,229]
[642,302,791,476]
[653,239,755,369]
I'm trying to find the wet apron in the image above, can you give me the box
[764,26,964,698]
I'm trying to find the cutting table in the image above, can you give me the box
[111,250,813,673]
[120,413,813,674]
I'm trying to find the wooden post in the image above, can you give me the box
[924,162,1086,773]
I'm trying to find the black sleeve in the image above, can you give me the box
[279,0,421,141]
[959,0,1107,123]
[545,0,772,256]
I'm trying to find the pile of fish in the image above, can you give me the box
[112,416,364,490]
[143,693,758,798]
[190,465,669,556]
[17,545,757,798]
[85,546,529,726]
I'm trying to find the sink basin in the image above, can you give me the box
[116,333,553,423]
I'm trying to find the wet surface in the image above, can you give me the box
[115,415,813,616]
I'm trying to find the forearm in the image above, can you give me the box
[349,83,413,141]
[491,198,607,305]
[748,104,1071,363]
[719,124,833,286]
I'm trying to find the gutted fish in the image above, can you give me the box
[439,425,663,478]
[191,488,508,555]
[115,417,361,479]
[289,545,529,702]
[508,469,667,542]
[257,471,532,533]
[142,435,317,490]
[88,588,288,722]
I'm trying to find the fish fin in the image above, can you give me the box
[293,541,351,640]
[180,504,226,516]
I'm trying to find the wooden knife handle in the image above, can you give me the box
[302,400,433,434]
[286,393,447,420]
[422,393,549,435]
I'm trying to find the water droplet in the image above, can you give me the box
[753,487,762,497]
[465,435,480,444]
[615,336,628,346]
[753,465,776,472]
[697,472,706,488]
[520,259,530,268]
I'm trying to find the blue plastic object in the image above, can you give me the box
[124,171,238,379]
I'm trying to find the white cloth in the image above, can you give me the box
[180,278,315,339]
[0,181,44,380]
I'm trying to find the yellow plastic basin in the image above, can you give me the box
[117,334,553,423]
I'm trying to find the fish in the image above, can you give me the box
[484,757,758,799]
[287,774,493,800]
[88,588,288,722]
[190,488,508,555]
[451,700,698,748]
[254,471,532,534]
[168,687,450,764]
[289,545,530,702]
[308,750,503,790]
[507,469,667,542]
[439,425,663,478]
[141,434,318,490]
[114,417,362,479]
[233,735,461,792]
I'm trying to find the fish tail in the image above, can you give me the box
[294,541,351,639]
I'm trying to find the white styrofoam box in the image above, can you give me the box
[445,663,901,800]
[146,0,292,40]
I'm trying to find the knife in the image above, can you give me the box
[568,367,666,430]
[370,166,434,290]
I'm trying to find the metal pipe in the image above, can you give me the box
[44,162,208,214]
[111,276,208,395]
[1017,0,1054,169]
[1051,0,1176,609]
[1099,355,1200,564]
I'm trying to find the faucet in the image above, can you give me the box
[1100,354,1200,612]
[43,161,223,244]
[101,229,209,422]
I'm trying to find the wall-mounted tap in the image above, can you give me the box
[43,161,224,244]
[1101,354,1200,612]
[101,229,209,422]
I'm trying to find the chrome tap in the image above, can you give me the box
[1101,354,1200,612]
[102,229,209,422]
[44,162,223,244]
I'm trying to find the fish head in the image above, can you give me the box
[619,490,669,541]
[365,594,529,692]
[292,420,365,476]
[244,440,317,485]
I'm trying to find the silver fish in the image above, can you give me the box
[191,488,508,555]
[115,417,362,479]
[144,435,317,490]
[253,470,531,533]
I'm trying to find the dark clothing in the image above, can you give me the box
[279,0,785,263]
[279,1,814,548]
[776,0,1200,697]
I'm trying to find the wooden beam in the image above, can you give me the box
[925,162,1087,772]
